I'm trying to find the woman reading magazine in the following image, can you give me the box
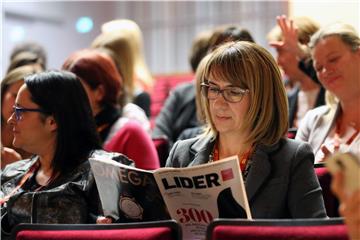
[165,41,327,219]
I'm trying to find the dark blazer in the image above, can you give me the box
[166,136,327,219]
[152,81,201,147]
[288,86,326,128]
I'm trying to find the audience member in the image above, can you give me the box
[153,25,256,148]
[7,41,47,73]
[152,28,213,148]
[62,49,159,170]
[331,171,360,240]
[268,15,325,128]
[166,41,327,218]
[296,22,360,163]
[1,65,43,165]
[1,71,120,237]
[91,19,153,117]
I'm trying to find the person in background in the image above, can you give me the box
[91,19,153,118]
[7,41,47,73]
[296,22,360,163]
[151,28,214,149]
[331,171,360,240]
[268,15,325,129]
[166,41,327,218]
[1,65,43,166]
[1,71,109,237]
[62,49,159,170]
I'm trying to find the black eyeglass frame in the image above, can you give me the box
[200,82,250,103]
[12,106,49,121]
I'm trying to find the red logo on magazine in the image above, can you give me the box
[221,168,234,181]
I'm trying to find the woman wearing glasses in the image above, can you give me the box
[166,41,327,218]
[1,71,127,237]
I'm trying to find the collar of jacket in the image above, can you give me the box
[188,134,282,202]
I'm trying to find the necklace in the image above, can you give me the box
[210,139,254,172]
[333,112,359,150]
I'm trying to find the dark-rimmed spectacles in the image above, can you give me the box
[12,106,47,121]
[200,83,249,103]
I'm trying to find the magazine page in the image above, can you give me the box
[153,156,251,240]
[89,158,170,222]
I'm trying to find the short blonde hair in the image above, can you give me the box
[197,41,289,145]
[310,22,360,51]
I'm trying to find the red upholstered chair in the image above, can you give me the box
[150,73,194,128]
[314,163,340,217]
[287,127,298,139]
[206,218,349,240]
[11,220,181,240]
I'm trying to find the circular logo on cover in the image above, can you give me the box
[119,196,143,220]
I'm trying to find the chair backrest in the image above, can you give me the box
[314,163,340,217]
[152,136,170,167]
[11,220,181,240]
[206,218,349,240]
[150,73,194,126]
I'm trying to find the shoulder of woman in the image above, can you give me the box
[1,158,37,182]
[303,105,333,121]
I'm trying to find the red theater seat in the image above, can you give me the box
[150,73,194,128]
[314,163,340,217]
[206,218,348,240]
[11,220,181,240]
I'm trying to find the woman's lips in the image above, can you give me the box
[323,75,341,86]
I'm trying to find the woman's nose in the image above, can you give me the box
[7,112,16,126]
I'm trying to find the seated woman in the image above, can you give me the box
[91,19,153,118]
[62,49,159,170]
[296,23,360,163]
[0,71,125,236]
[166,41,327,218]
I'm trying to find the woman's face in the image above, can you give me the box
[80,80,103,116]
[1,81,24,122]
[7,85,56,154]
[207,77,250,137]
[312,36,360,101]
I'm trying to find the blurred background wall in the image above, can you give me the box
[1,1,359,77]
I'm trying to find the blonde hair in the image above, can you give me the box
[267,16,320,45]
[91,19,153,100]
[197,41,289,145]
[1,65,43,121]
[2,64,42,89]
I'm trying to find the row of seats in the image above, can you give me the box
[12,218,348,240]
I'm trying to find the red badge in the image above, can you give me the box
[221,168,234,181]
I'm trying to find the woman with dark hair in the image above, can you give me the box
[1,71,124,236]
[1,64,43,166]
[62,49,159,170]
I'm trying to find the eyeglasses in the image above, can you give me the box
[12,106,47,121]
[200,83,249,103]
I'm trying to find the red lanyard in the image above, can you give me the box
[0,160,40,205]
[213,141,254,172]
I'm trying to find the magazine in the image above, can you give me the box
[89,155,251,240]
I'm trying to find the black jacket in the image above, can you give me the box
[152,81,200,147]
